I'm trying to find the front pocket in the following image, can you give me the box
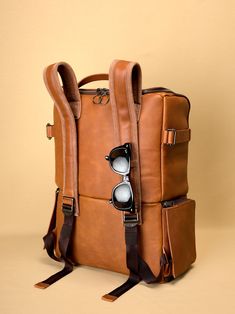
[162,198,196,278]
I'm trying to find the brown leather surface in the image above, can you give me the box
[161,95,190,200]
[163,199,196,277]
[54,190,162,277]
[162,128,191,145]
[53,92,190,202]
[48,61,193,277]
[109,59,142,222]
[43,62,80,215]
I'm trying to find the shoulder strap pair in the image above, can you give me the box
[34,60,163,299]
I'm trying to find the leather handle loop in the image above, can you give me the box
[43,62,80,215]
[78,73,109,88]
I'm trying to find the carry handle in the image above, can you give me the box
[78,73,109,88]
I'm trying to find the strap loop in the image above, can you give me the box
[46,123,54,140]
[163,128,191,145]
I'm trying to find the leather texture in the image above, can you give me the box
[162,199,196,277]
[43,62,80,215]
[109,60,142,222]
[44,59,195,280]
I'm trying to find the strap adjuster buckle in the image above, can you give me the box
[166,128,176,146]
[123,212,139,227]
[62,196,74,216]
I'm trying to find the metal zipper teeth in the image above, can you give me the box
[78,87,189,102]
[79,87,177,95]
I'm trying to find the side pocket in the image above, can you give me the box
[162,198,196,278]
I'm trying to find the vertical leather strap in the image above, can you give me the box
[109,59,142,222]
[43,62,80,216]
[34,62,80,289]
[102,60,163,302]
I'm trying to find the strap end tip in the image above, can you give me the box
[101,294,118,302]
[34,282,50,289]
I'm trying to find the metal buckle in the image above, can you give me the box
[123,212,139,227]
[167,128,176,146]
[62,196,74,216]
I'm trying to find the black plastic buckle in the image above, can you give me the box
[62,196,74,216]
[123,212,139,227]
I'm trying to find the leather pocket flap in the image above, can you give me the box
[164,199,196,278]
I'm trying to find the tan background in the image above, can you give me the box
[0,0,235,313]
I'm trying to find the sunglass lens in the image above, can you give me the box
[112,156,129,173]
[112,183,133,210]
[109,146,130,174]
[114,183,131,202]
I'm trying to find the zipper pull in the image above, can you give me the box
[100,88,109,96]
[162,200,175,208]
[93,88,110,104]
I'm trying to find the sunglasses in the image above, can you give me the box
[105,143,135,213]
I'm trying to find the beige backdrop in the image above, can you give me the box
[1,0,234,234]
[1,1,235,314]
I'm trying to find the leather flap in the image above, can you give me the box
[165,199,196,277]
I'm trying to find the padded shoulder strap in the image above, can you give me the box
[102,60,163,302]
[43,62,80,215]
[109,59,142,222]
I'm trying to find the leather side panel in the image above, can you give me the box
[139,94,163,203]
[161,96,190,200]
[163,199,196,277]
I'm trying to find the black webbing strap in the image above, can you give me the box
[102,217,163,301]
[42,188,61,263]
[34,200,76,289]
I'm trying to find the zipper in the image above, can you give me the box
[79,87,176,95]
[161,196,187,208]
[79,87,190,107]
[79,88,108,95]
[142,87,174,94]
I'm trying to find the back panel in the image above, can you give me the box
[53,89,190,203]
[51,88,190,275]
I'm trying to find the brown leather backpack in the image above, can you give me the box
[34,59,196,302]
